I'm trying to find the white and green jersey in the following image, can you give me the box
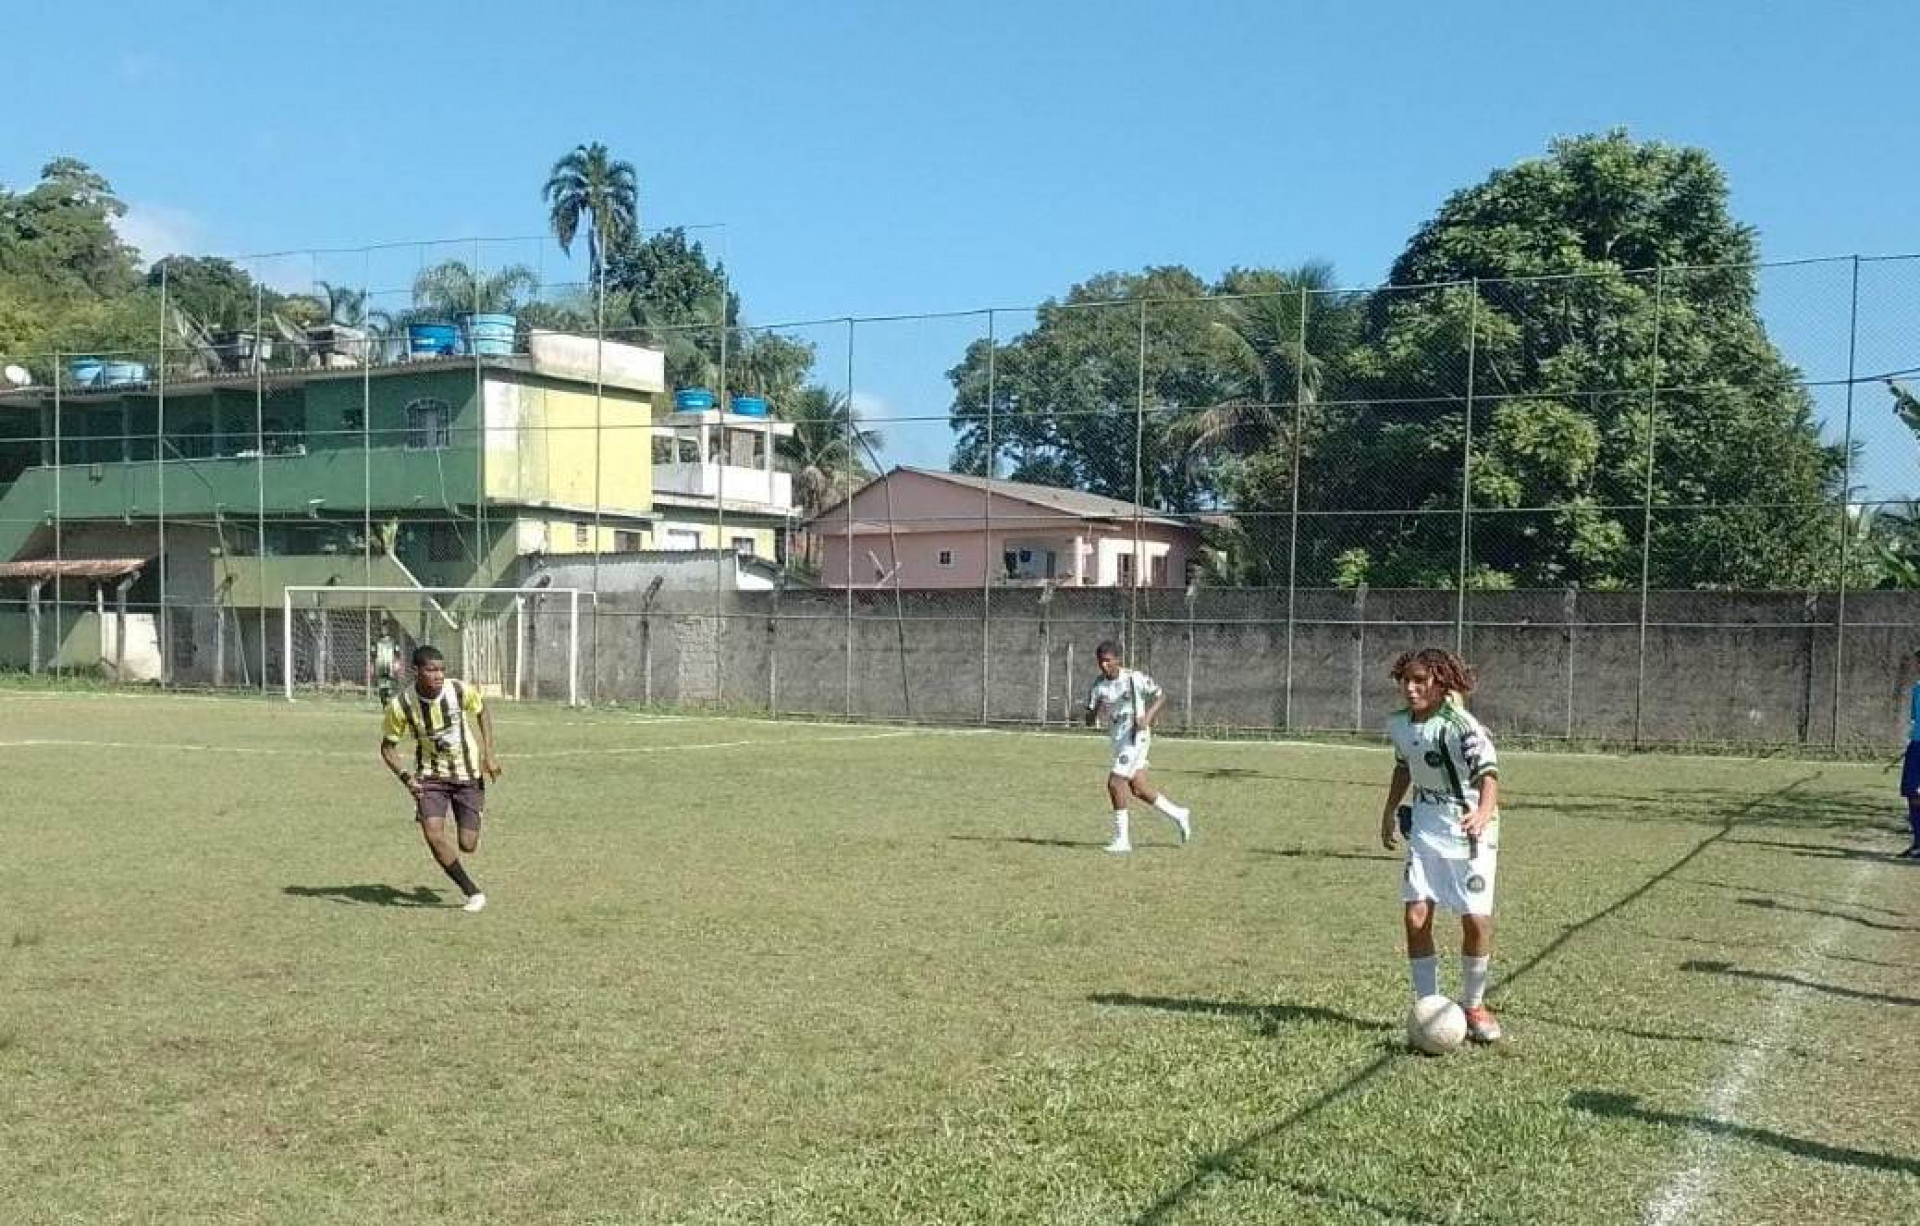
[1388,703,1499,857]
[1087,668,1161,751]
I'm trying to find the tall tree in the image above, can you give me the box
[543,143,638,288]
[946,265,1240,512]
[0,158,140,296]
[1233,131,1845,590]
[781,385,881,520]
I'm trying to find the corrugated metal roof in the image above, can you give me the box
[0,557,147,580]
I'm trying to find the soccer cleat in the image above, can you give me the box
[462,892,488,914]
[1462,1004,1503,1044]
[1103,837,1132,855]
[1900,844,1920,860]
[1172,809,1193,845]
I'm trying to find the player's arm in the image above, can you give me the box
[1459,723,1499,836]
[1082,682,1100,728]
[1140,688,1167,733]
[379,704,423,796]
[464,685,503,780]
[1379,762,1411,850]
[1462,773,1499,837]
[476,705,502,780]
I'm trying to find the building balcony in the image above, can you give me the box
[653,462,792,514]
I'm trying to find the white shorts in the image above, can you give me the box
[1402,843,1498,917]
[1109,731,1152,780]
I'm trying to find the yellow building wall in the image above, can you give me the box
[483,374,654,516]
[648,520,777,557]
[514,517,651,556]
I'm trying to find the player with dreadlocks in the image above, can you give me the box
[1377,647,1505,1043]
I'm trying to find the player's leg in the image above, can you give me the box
[1902,743,1920,856]
[1104,770,1133,853]
[1453,850,1501,1042]
[416,784,483,908]
[450,784,487,912]
[1127,766,1191,844]
[1402,893,1440,999]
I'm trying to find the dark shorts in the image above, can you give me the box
[1902,743,1920,799]
[415,777,485,830]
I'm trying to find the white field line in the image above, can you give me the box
[0,729,918,761]
[1641,855,1879,1225]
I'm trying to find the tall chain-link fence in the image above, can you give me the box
[2,243,1917,749]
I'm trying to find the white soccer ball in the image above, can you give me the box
[1406,994,1467,1055]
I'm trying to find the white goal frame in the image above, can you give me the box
[280,585,591,706]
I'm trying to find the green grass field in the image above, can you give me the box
[3,690,1918,1224]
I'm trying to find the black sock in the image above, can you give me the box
[441,859,480,896]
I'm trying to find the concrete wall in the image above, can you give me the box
[537,586,1920,748]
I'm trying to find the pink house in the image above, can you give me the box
[807,467,1203,589]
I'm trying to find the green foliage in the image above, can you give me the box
[779,384,882,520]
[543,141,638,285]
[409,259,539,318]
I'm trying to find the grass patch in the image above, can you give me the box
[1,692,1916,1223]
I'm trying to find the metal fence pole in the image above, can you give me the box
[1454,280,1479,653]
[591,257,606,705]
[253,281,268,693]
[51,352,62,681]
[156,263,170,686]
[1281,285,1309,730]
[1830,255,1862,748]
[1130,299,1147,654]
[981,309,995,725]
[1632,267,1666,748]
[843,317,855,718]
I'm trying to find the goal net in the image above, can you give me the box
[280,585,587,705]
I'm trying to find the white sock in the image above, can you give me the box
[1410,955,1439,999]
[1461,956,1491,1007]
[1152,794,1188,821]
[1110,810,1130,843]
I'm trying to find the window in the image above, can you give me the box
[1150,554,1168,586]
[405,398,452,450]
[574,523,591,548]
[342,407,365,433]
[666,529,700,551]
[1117,553,1135,585]
[615,530,645,552]
[731,536,755,556]
[936,549,954,567]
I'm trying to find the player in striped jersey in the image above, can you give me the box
[1082,640,1192,854]
[1378,647,1504,1043]
[379,645,503,913]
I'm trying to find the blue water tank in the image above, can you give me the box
[457,312,517,357]
[68,357,104,387]
[731,395,769,417]
[407,323,459,358]
[102,361,148,387]
[674,387,716,412]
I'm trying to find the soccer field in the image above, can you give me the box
[2,692,1917,1224]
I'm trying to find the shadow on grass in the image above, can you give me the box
[1677,876,1910,917]
[1570,1091,1920,1177]
[1682,959,1920,1008]
[1247,846,1398,863]
[1091,992,1390,1036]
[946,835,1116,851]
[1735,896,1920,932]
[1723,837,1898,864]
[1125,772,1823,1226]
[1500,1007,1814,1058]
[283,884,445,907]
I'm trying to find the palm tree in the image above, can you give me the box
[1172,263,1361,465]
[410,260,539,319]
[780,385,883,520]
[543,142,639,288]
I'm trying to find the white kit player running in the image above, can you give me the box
[1378,647,1505,1044]
[1082,640,1192,853]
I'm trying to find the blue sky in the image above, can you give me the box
[6,1,1919,488]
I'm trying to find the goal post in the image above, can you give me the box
[280,585,590,706]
